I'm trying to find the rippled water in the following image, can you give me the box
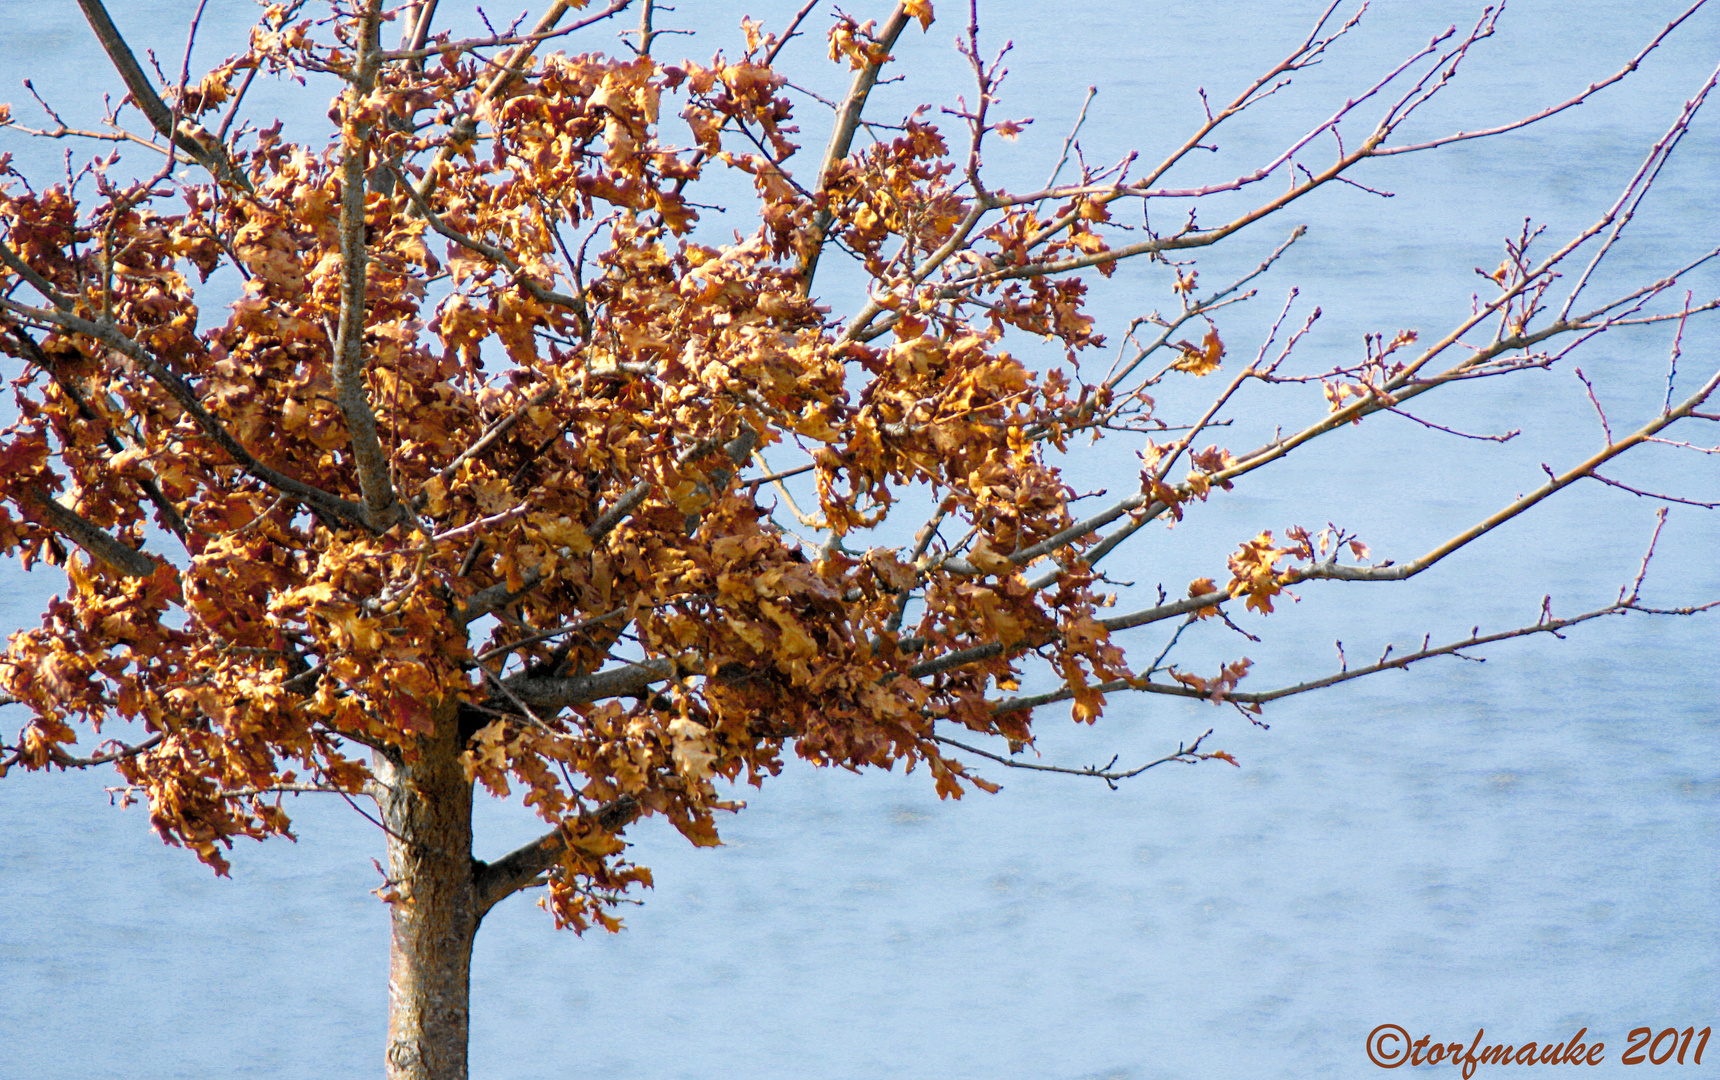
[2,2,1716,1077]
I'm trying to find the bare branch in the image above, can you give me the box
[381,21,597,62]
[473,608,629,665]
[932,728,1232,789]
[73,0,249,188]
[459,572,546,625]
[1292,365,1720,588]
[504,657,678,709]
[1043,85,1098,190]
[797,4,917,291]
[998,581,1712,721]
[1373,2,1710,156]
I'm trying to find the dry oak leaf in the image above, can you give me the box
[1172,327,1224,376]
[667,717,719,782]
[1188,577,1220,620]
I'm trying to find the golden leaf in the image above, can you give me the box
[422,476,450,517]
[760,601,816,658]
[967,536,1015,576]
[865,549,918,592]
[668,717,718,781]
[1172,327,1224,376]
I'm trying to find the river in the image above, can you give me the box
[1,1,1715,1077]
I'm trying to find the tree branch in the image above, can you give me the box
[1372,2,1708,156]
[21,487,158,578]
[503,657,678,709]
[73,0,249,188]
[797,4,916,291]
[42,733,166,768]
[915,359,1718,684]
[932,728,1231,788]
[333,0,406,531]
[1290,363,1720,588]
[0,295,374,530]
[6,326,190,543]
[473,795,640,918]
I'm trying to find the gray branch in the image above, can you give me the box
[24,487,157,578]
[473,795,640,918]
[332,0,405,531]
[502,658,678,709]
[74,0,249,189]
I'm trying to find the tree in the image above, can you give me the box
[0,1,1714,1077]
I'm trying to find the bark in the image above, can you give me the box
[376,702,477,1080]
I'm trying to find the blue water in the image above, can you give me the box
[1,1,1716,1077]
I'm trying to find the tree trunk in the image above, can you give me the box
[376,704,476,1080]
